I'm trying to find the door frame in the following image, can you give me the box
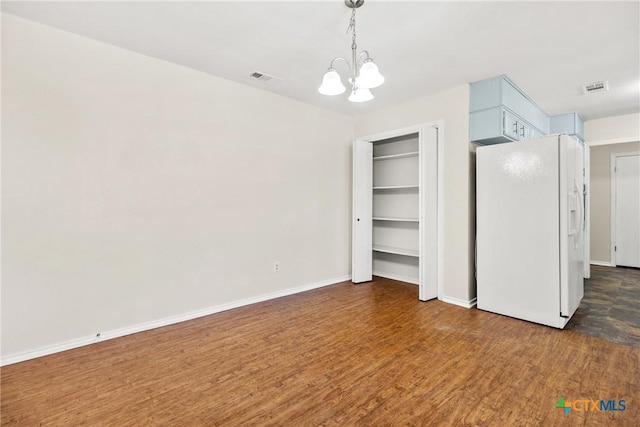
[584,145,590,277]
[586,136,639,269]
[610,150,640,267]
[353,120,444,301]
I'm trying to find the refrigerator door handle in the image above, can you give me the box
[568,191,578,237]
[567,180,583,239]
[575,180,584,244]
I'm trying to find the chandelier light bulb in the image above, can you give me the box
[318,69,346,95]
[357,59,385,89]
[348,87,374,103]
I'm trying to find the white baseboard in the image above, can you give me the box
[590,260,614,267]
[1,275,351,366]
[371,274,476,308]
[372,271,419,285]
[439,295,477,308]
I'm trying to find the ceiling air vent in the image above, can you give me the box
[582,81,609,95]
[249,71,281,84]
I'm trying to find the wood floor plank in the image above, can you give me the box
[566,265,640,347]
[2,277,639,426]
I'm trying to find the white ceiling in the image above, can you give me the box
[2,1,639,120]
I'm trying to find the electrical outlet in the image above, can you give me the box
[273,261,280,272]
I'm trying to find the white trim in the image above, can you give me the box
[590,260,615,267]
[356,123,424,143]
[584,143,590,279]
[610,151,640,267]
[439,295,477,308]
[587,137,640,147]
[610,154,617,267]
[609,151,640,157]
[0,275,351,366]
[373,271,419,286]
[436,121,446,301]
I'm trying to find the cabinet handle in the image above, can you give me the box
[520,125,525,138]
[513,122,518,134]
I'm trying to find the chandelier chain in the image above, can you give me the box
[347,8,357,47]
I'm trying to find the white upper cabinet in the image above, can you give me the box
[470,75,585,146]
[550,112,585,142]
[470,75,550,145]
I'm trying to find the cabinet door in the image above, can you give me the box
[527,126,535,140]
[502,78,550,133]
[575,114,585,141]
[520,123,538,141]
[353,140,373,283]
[518,122,529,141]
[502,110,519,141]
[530,127,538,140]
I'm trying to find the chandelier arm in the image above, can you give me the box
[328,57,353,76]
[351,47,358,87]
[356,50,372,67]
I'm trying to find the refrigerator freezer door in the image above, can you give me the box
[559,135,584,323]
[477,136,562,328]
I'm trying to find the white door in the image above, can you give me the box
[419,126,438,301]
[614,153,640,268]
[352,140,373,283]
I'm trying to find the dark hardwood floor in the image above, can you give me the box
[566,265,640,347]
[2,277,639,426]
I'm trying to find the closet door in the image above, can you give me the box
[420,125,438,300]
[352,141,373,283]
[352,124,439,301]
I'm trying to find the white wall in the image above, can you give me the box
[354,85,475,305]
[1,14,354,361]
[585,112,640,143]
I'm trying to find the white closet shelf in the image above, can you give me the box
[373,217,419,222]
[372,185,419,191]
[372,245,419,258]
[373,151,419,161]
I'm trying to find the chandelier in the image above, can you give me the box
[318,0,385,103]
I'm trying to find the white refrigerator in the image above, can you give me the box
[476,134,584,329]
